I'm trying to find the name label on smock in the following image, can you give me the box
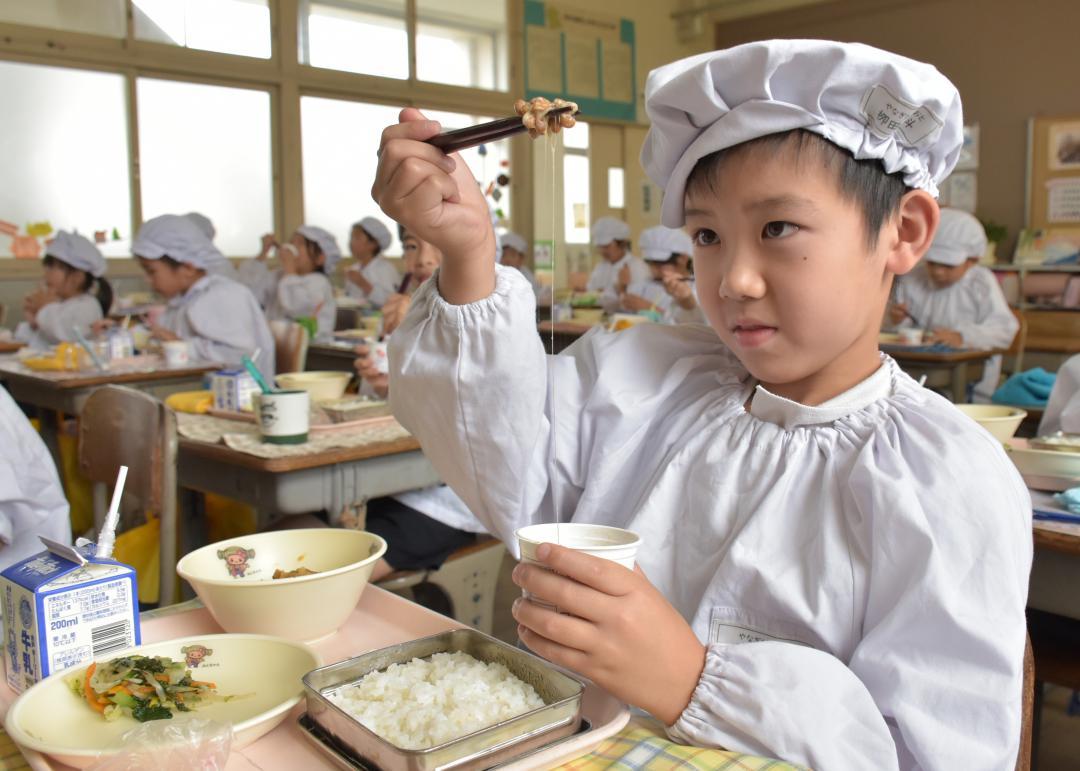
[861,84,943,146]
[709,607,814,648]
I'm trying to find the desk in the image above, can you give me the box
[883,347,997,402]
[178,430,440,550]
[0,341,24,354]
[1030,520,1080,622]
[305,341,361,373]
[537,321,596,354]
[0,357,219,468]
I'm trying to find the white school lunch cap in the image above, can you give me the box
[133,214,220,269]
[639,226,694,262]
[297,225,342,273]
[925,208,987,267]
[591,217,631,246]
[355,216,392,252]
[185,211,216,240]
[500,232,529,256]
[46,231,106,278]
[641,39,964,227]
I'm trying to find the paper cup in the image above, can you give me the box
[898,328,923,345]
[370,340,389,375]
[254,390,310,444]
[163,340,191,366]
[515,523,641,612]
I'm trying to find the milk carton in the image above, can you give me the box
[211,369,260,412]
[1,538,140,693]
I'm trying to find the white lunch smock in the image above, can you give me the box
[586,253,650,314]
[388,265,1032,771]
[345,255,401,308]
[0,385,71,571]
[160,274,275,379]
[14,294,102,350]
[1038,353,1080,435]
[237,261,336,343]
[894,263,1018,401]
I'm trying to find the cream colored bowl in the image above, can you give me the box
[4,634,318,769]
[955,404,1027,442]
[275,371,351,403]
[571,308,605,324]
[177,529,386,642]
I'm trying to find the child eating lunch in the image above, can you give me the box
[15,231,113,349]
[375,40,1031,770]
[133,214,275,379]
[618,225,703,323]
[585,217,649,313]
[345,216,399,308]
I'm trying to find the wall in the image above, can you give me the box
[710,0,1080,255]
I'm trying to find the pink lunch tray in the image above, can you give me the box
[0,587,629,771]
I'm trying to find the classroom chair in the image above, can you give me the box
[1003,308,1029,382]
[335,306,361,331]
[1027,609,1080,770]
[377,538,507,634]
[269,319,309,374]
[1018,633,1034,771]
[78,385,179,606]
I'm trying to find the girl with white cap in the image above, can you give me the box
[887,207,1018,401]
[374,41,1030,770]
[498,232,539,295]
[15,230,113,349]
[240,226,338,343]
[133,214,275,379]
[585,216,649,313]
[618,225,704,323]
[345,216,399,308]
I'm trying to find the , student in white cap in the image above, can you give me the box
[373,40,1029,771]
[498,232,539,295]
[240,225,338,342]
[184,212,238,280]
[586,217,648,312]
[617,225,704,323]
[15,230,113,349]
[345,216,400,308]
[134,214,275,378]
[888,207,1017,400]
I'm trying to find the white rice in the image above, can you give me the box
[329,651,545,750]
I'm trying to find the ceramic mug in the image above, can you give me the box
[254,390,310,444]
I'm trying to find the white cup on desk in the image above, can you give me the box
[898,328,924,345]
[162,340,191,366]
[369,340,389,375]
[254,390,310,444]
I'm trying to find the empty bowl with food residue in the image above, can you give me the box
[177,529,387,642]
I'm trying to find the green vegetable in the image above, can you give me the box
[131,701,173,722]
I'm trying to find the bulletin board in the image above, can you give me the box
[1027,115,1080,228]
[523,0,637,123]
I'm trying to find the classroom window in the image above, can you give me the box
[300,97,402,255]
[564,123,590,244]
[416,0,508,91]
[301,1,409,80]
[136,78,273,256]
[0,60,131,258]
[133,0,272,59]
[607,168,625,210]
[0,0,126,38]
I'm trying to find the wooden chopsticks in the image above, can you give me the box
[426,106,576,154]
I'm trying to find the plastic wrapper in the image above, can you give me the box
[87,719,232,771]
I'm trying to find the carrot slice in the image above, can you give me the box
[84,664,106,713]
[190,681,216,688]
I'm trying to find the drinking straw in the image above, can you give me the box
[95,465,128,560]
[242,355,273,394]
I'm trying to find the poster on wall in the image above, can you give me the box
[1048,121,1080,171]
[1047,178,1080,223]
[524,0,637,122]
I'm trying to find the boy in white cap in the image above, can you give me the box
[0,383,70,570]
[888,207,1018,400]
[586,216,649,312]
[373,40,1030,770]
[498,232,539,295]
[184,212,239,280]
[345,216,399,308]
[16,231,113,349]
[242,226,339,342]
[618,225,703,323]
[134,214,275,379]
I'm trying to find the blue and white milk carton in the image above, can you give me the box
[1,538,140,693]
[211,369,260,412]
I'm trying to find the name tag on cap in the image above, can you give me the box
[861,84,944,146]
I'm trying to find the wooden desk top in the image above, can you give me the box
[0,358,220,390]
[179,433,422,473]
[538,320,597,336]
[1034,522,1080,557]
[881,346,1000,364]
[0,342,24,354]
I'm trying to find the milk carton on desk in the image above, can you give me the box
[1,538,139,693]
[212,369,260,412]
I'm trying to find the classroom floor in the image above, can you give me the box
[488,555,1080,768]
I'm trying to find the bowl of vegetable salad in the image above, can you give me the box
[4,634,318,768]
